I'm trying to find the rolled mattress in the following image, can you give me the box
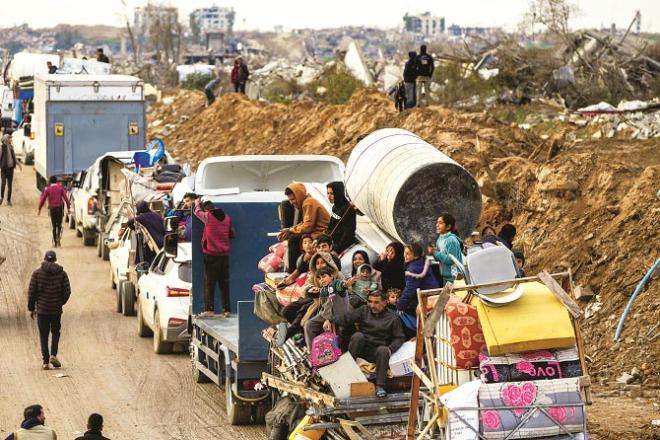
[345,128,481,244]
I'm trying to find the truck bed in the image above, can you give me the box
[193,315,239,354]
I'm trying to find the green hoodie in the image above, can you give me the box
[434,232,462,281]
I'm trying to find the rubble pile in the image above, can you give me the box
[456,31,660,109]
[148,89,659,392]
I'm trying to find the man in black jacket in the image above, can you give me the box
[75,413,111,440]
[28,250,71,370]
[1,133,22,206]
[348,291,405,397]
[403,51,417,109]
[415,45,435,107]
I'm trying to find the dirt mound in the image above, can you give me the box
[148,89,660,390]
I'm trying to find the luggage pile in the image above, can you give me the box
[409,246,591,440]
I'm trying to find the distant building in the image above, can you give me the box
[190,5,235,49]
[134,4,179,38]
[403,12,445,37]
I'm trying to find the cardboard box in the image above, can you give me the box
[389,340,416,377]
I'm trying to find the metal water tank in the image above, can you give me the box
[345,128,481,245]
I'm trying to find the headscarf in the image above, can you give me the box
[327,181,349,209]
[374,242,405,291]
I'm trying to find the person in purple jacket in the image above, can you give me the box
[194,198,236,317]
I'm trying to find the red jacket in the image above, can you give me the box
[39,183,70,210]
[194,202,235,256]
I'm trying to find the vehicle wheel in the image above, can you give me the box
[153,310,173,354]
[116,280,124,313]
[226,373,253,425]
[97,232,103,257]
[83,228,95,246]
[68,214,75,230]
[137,299,153,337]
[111,269,117,290]
[76,226,82,237]
[253,404,267,424]
[25,151,34,165]
[122,282,136,316]
[193,364,212,383]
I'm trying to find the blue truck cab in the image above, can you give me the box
[187,155,344,425]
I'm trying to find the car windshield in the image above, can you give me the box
[178,262,192,283]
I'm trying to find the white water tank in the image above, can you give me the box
[345,128,481,245]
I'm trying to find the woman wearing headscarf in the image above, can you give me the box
[326,181,356,254]
[372,242,405,299]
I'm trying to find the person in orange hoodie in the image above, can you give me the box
[278,182,330,273]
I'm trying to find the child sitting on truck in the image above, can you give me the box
[303,266,355,349]
[348,264,381,309]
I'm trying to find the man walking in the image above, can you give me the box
[415,45,435,107]
[38,176,71,247]
[194,198,235,317]
[28,250,71,370]
[403,51,418,109]
[1,133,22,206]
[4,404,58,440]
[231,58,249,94]
[74,413,110,440]
[348,291,405,398]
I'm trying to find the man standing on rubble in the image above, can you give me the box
[403,51,417,108]
[415,45,434,107]
[349,291,405,398]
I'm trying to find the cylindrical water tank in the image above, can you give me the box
[345,128,481,245]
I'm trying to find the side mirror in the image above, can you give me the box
[164,233,178,259]
[164,216,179,234]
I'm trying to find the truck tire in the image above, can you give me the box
[226,374,253,425]
[153,310,173,354]
[137,299,153,337]
[69,213,76,230]
[116,281,124,313]
[122,282,136,316]
[25,151,34,165]
[111,268,117,290]
[253,404,267,425]
[83,228,96,246]
[76,226,82,238]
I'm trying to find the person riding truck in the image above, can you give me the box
[278,182,330,273]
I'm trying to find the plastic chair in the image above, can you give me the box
[133,151,150,171]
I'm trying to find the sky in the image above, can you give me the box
[3,0,659,32]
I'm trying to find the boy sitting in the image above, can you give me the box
[303,266,355,349]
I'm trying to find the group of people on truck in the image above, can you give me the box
[247,180,525,398]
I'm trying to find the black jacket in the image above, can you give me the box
[326,181,356,254]
[372,242,406,291]
[0,142,17,169]
[28,262,71,314]
[349,305,405,353]
[415,52,434,77]
[403,58,417,82]
[75,430,111,440]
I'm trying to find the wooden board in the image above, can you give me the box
[538,270,582,318]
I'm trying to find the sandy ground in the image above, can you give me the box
[0,166,657,439]
[0,167,263,439]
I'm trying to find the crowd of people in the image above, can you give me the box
[250,181,525,398]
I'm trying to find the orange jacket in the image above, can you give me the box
[287,182,329,236]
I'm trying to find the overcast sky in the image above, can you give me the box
[3,0,659,32]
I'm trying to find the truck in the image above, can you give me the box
[32,74,146,190]
[162,155,345,424]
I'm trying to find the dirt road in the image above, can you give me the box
[0,167,263,439]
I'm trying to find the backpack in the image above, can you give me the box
[310,331,341,368]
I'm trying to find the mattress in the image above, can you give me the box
[478,377,585,440]
[479,347,582,384]
[475,282,576,355]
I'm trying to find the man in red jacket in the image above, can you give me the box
[38,176,71,247]
[194,198,236,317]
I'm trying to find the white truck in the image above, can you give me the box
[32,74,146,190]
